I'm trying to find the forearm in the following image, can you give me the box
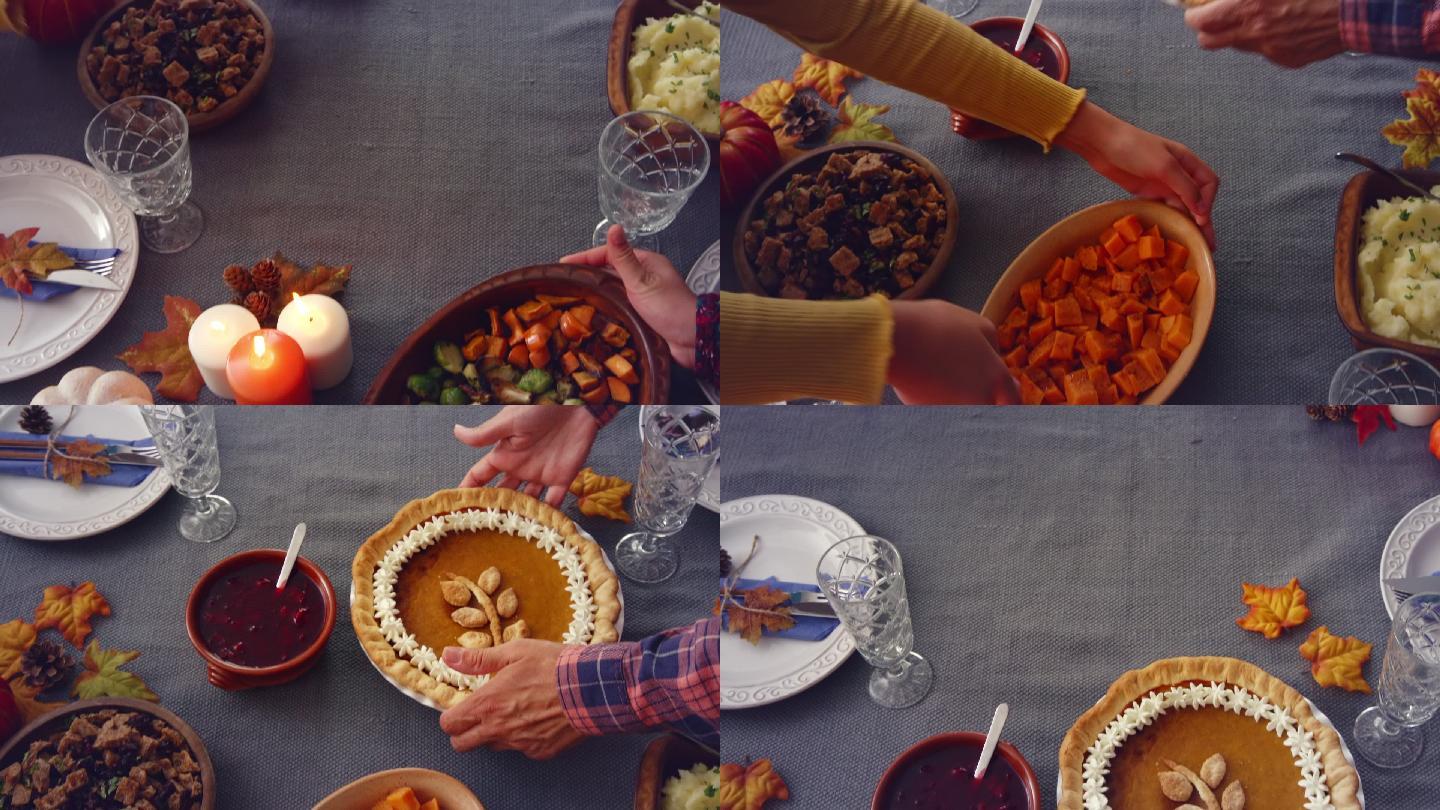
[555,617,720,749]
[725,0,1086,148]
[1341,0,1440,55]
[719,291,891,404]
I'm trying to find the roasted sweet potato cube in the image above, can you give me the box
[1126,313,1145,349]
[1053,296,1083,327]
[1120,298,1148,316]
[1045,258,1066,283]
[1156,289,1186,316]
[1133,347,1168,384]
[1158,343,1182,363]
[1137,235,1166,260]
[1172,269,1200,302]
[1140,330,1161,350]
[419,800,439,810]
[1063,369,1099,405]
[1004,344,1028,368]
[1037,299,1054,320]
[1113,214,1144,243]
[572,371,602,391]
[1102,231,1129,258]
[507,343,530,369]
[1043,278,1069,300]
[562,351,581,374]
[580,381,610,406]
[1074,285,1096,312]
[1149,265,1175,294]
[1028,318,1054,345]
[1019,279,1042,312]
[1098,305,1123,332]
[600,322,631,348]
[1114,244,1142,271]
[604,354,639,384]
[607,376,632,403]
[1061,257,1082,283]
[376,788,421,810]
[516,299,553,323]
[1078,245,1100,271]
[1017,369,1046,404]
[1111,271,1135,293]
[1051,330,1076,361]
[1163,313,1193,350]
[1165,239,1189,270]
[1028,332,1057,367]
[1082,330,1117,364]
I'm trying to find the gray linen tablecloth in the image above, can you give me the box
[0,0,715,404]
[0,406,719,808]
[720,2,1425,403]
[721,406,1439,806]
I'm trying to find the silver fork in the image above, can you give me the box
[26,255,117,277]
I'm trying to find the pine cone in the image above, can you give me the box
[1324,405,1354,422]
[19,405,52,435]
[251,258,281,293]
[243,290,273,322]
[720,548,732,578]
[19,639,71,692]
[223,264,254,295]
[779,90,834,146]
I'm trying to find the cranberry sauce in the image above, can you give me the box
[197,560,324,667]
[978,27,1060,77]
[881,743,1028,810]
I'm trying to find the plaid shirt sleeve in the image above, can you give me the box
[696,293,719,388]
[1341,0,1440,56]
[555,617,720,750]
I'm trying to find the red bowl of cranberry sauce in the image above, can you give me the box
[872,731,1041,810]
[951,16,1072,141]
[186,548,336,691]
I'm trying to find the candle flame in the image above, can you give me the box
[252,334,267,357]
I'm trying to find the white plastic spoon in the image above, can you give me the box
[974,703,1010,782]
[275,522,307,591]
[1014,0,1044,54]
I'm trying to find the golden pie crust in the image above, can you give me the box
[351,487,621,708]
[1057,656,1361,810]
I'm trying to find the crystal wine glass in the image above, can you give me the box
[594,111,710,249]
[817,534,933,709]
[925,0,980,18]
[1328,348,1440,405]
[139,405,236,543]
[84,96,204,254]
[1353,594,1440,768]
[614,406,720,584]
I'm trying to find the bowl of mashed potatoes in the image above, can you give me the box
[608,0,720,140]
[634,733,719,810]
[1337,168,1440,365]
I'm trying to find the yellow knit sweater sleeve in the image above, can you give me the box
[726,0,1086,148]
[720,292,892,404]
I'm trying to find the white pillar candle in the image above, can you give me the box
[187,304,260,400]
[275,294,353,390]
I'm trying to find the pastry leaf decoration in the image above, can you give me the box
[34,582,112,649]
[72,641,158,702]
[1300,626,1373,694]
[117,295,205,403]
[0,619,36,680]
[47,438,113,489]
[791,54,862,107]
[829,97,896,144]
[1235,577,1310,639]
[569,467,633,522]
[719,758,791,810]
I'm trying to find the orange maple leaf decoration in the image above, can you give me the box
[740,79,796,131]
[117,295,204,402]
[719,759,790,810]
[48,439,112,489]
[1236,577,1310,639]
[569,467,633,522]
[1300,626,1373,693]
[34,582,112,649]
[1403,68,1440,104]
[792,53,863,107]
[715,583,796,645]
[6,677,66,724]
[0,228,74,296]
[0,619,36,680]
[1385,69,1440,169]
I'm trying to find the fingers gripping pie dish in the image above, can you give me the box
[352,488,621,708]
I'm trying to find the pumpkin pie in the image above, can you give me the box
[1058,657,1361,810]
[352,488,621,708]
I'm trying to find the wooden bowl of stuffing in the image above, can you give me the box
[733,141,959,301]
[0,698,215,810]
[77,0,275,134]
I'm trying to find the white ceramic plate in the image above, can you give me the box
[1054,695,1365,807]
[0,405,169,540]
[1381,494,1440,618]
[638,404,719,513]
[720,494,859,709]
[352,527,624,710]
[0,155,139,384]
[686,240,719,405]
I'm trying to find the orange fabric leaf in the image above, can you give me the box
[271,253,352,326]
[1403,68,1440,105]
[34,582,112,649]
[719,759,791,810]
[1236,577,1310,639]
[0,619,36,680]
[715,584,796,645]
[792,53,863,106]
[116,295,204,402]
[7,677,66,724]
[569,467,632,522]
[1383,95,1440,169]
[48,439,112,489]
[1299,626,1373,693]
[740,79,795,130]
[0,228,73,295]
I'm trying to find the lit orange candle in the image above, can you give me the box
[225,329,312,405]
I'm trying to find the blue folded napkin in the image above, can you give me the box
[721,576,841,641]
[0,244,123,301]
[0,431,156,488]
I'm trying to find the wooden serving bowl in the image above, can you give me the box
[607,0,720,146]
[1335,168,1440,367]
[314,767,486,810]
[980,199,1216,404]
[732,141,961,300]
[364,264,672,410]
[951,18,1070,140]
[871,732,1041,810]
[0,698,216,810]
[77,0,276,135]
[634,733,719,810]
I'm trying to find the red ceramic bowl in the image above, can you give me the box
[951,18,1071,140]
[871,732,1041,810]
[186,548,336,690]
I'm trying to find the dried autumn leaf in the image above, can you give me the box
[715,584,796,645]
[569,467,633,522]
[741,79,796,130]
[0,228,73,295]
[34,582,112,649]
[829,97,896,144]
[48,438,112,489]
[117,295,204,403]
[1403,68,1440,105]
[0,619,36,680]
[1300,626,1373,693]
[73,641,158,701]
[1353,404,1397,446]
[1236,577,1310,639]
[719,759,791,810]
[792,53,863,107]
[1383,95,1440,169]
[7,677,66,723]
[270,253,353,324]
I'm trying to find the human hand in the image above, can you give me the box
[1055,102,1220,248]
[560,225,698,369]
[454,405,599,505]
[438,640,586,759]
[1185,0,1344,68]
[886,299,1019,404]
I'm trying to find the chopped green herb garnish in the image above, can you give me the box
[1401,209,1412,221]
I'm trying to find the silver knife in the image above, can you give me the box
[789,601,836,618]
[1385,576,1440,595]
[0,448,161,467]
[45,270,123,291]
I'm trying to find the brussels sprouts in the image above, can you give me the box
[493,381,532,405]
[517,368,554,395]
[462,362,483,388]
[439,386,469,406]
[407,373,440,401]
[433,341,464,374]
[555,378,576,401]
